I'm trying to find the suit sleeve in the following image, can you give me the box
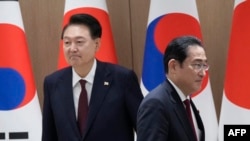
[137,98,169,141]
[42,77,58,141]
[125,70,144,131]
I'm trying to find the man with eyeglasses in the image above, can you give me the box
[137,35,206,141]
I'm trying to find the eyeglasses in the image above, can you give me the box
[190,63,209,72]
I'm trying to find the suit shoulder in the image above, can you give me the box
[143,81,172,102]
[44,67,71,81]
[100,61,134,74]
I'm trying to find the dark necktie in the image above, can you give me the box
[184,99,198,141]
[78,80,88,135]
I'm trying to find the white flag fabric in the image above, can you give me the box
[140,1,218,141]
[0,1,42,141]
[58,0,117,69]
[218,0,250,141]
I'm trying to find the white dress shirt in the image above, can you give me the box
[72,59,97,117]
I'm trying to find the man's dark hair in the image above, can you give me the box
[163,35,203,73]
[61,13,102,39]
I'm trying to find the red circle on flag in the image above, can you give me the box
[224,1,250,109]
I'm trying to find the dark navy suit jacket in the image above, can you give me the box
[137,79,205,141]
[42,60,143,141]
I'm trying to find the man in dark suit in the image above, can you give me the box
[42,13,143,141]
[137,36,206,141]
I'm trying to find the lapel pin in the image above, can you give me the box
[104,81,109,86]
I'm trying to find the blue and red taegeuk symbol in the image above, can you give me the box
[0,24,35,110]
[141,13,208,96]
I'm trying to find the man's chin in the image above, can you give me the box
[69,62,81,67]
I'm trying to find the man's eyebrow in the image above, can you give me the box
[63,36,85,40]
[192,59,208,63]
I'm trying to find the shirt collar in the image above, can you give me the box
[167,78,188,102]
[72,59,97,87]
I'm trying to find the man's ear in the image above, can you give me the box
[168,59,177,74]
[95,38,101,50]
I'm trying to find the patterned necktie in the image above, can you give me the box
[184,99,198,141]
[77,80,88,135]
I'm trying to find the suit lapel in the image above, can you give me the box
[56,67,81,139]
[165,80,197,141]
[83,61,112,139]
[190,100,203,129]
[172,98,195,141]
[190,99,205,141]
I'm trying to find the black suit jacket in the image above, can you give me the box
[137,79,205,141]
[42,60,143,141]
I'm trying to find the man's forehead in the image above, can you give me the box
[186,47,207,60]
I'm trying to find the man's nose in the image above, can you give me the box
[69,44,78,51]
[199,69,207,77]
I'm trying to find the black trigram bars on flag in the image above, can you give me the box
[0,132,28,140]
